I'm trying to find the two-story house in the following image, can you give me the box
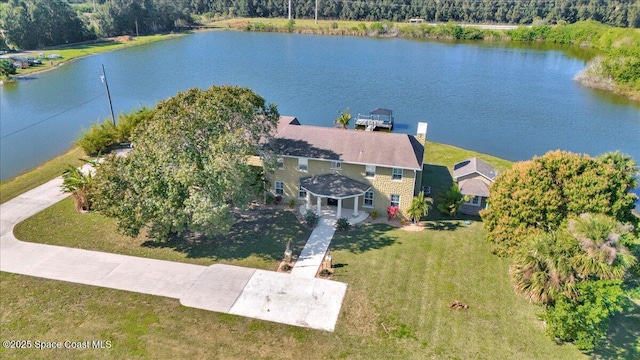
[267,116,426,219]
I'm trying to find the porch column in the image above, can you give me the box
[353,196,359,217]
[337,198,342,218]
[316,196,322,215]
[306,191,311,210]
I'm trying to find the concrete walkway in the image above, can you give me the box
[1,178,347,331]
[291,205,369,278]
[291,215,336,278]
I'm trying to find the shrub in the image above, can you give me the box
[285,19,295,33]
[336,217,350,231]
[76,120,118,156]
[331,22,338,29]
[77,107,152,156]
[265,193,274,205]
[387,206,399,220]
[288,199,296,209]
[370,210,378,220]
[305,211,319,228]
[282,264,292,271]
[319,269,332,277]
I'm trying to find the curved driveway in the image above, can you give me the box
[0,177,347,331]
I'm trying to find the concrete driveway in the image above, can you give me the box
[0,177,347,331]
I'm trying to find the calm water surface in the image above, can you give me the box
[1,31,639,183]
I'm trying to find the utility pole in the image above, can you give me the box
[101,64,116,126]
[288,0,292,20]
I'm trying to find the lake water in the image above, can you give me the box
[1,31,639,184]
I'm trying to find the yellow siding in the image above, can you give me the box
[266,157,420,217]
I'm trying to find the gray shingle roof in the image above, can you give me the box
[272,117,423,170]
[300,174,371,198]
[458,178,491,197]
[453,157,498,181]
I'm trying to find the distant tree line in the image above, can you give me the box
[1,0,639,49]
[217,0,640,28]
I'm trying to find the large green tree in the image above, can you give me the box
[0,0,92,49]
[0,59,16,79]
[92,85,279,240]
[543,279,628,351]
[481,150,638,256]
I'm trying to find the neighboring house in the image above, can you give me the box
[453,157,498,215]
[266,116,426,219]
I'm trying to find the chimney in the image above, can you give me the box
[416,122,428,144]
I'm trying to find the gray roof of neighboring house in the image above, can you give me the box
[458,178,491,197]
[300,174,371,198]
[272,117,424,170]
[453,157,498,181]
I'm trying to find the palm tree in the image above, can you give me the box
[598,151,639,189]
[334,107,352,129]
[510,231,579,305]
[567,213,637,280]
[407,191,433,223]
[436,184,466,217]
[61,160,97,212]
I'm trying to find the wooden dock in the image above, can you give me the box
[354,108,394,131]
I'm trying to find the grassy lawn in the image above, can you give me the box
[1,223,585,359]
[0,146,86,204]
[13,199,310,271]
[421,141,512,221]
[2,140,635,358]
[13,34,183,77]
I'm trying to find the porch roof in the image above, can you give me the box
[300,174,371,199]
[458,178,490,197]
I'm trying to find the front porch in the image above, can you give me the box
[300,173,371,221]
[299,205,369,225]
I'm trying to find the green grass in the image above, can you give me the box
[15,34,183,77]
[421,141,512,221]
[0,146,85,204]
[13,200,310,270]
[0,223,585,359]
[3,141,635,358]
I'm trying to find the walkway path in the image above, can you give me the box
[291,215,336,278]
[0,178,347,331]
[292,206,369,278]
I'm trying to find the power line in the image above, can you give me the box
[1,93,105,140]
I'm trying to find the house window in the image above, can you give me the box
[298,184,307,198]
[364,191,374,208]
[365,165,376,178]
[330,161,342,170]
[277,156,284,170]
[390,194,400,207]
[467,196,481,206]
[275,181,284,196]
[392,168,403,181]
[298,158,308,172]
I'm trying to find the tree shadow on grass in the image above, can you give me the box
[423,221,464,231]
[592,300,640,359]
[141,208,310,261]
[331,224,397,254]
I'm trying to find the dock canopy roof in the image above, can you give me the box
[300,174,371,199]
[370,108,393,116]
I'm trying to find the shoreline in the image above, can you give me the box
[2,33,186,81]
[3,20,637,101]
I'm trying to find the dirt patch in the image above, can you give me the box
[114,35,133,42]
